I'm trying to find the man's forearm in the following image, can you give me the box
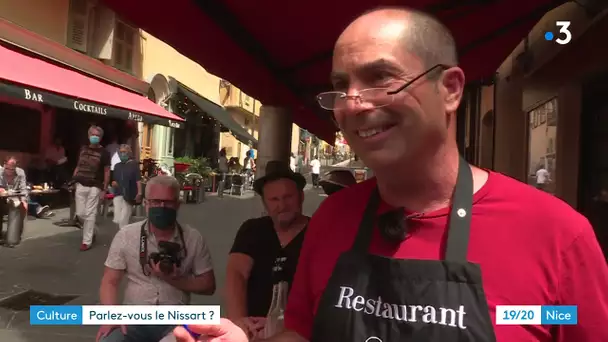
[136,181,142,196]
[165,275,215,295]
[103,169,110,189]
[225,274,248,320]
[99,283,119,305]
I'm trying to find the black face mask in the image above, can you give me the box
[378,209,408,242]
[148,207,177,230]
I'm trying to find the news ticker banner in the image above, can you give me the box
[496,305,577,325]
[29,304,576,326]
[30,305,220,325]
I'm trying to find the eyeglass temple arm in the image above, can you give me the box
[386,64,447,95]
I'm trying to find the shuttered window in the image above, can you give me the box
[113,20,136,73]
[67,0,90,52]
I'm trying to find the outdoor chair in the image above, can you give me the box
[230,174,245,196]
[183,173,204,203]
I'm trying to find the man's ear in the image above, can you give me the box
[441,67,465,113]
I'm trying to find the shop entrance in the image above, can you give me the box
[579,74,608,257]
[54,108,130,173]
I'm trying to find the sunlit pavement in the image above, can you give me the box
[0,187,326,342]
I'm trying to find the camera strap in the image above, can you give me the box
[139,220,188,277]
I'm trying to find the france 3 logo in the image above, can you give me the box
[544,21,572,45]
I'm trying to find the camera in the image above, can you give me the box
[149,241,182,274]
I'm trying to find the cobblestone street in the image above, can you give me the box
[0,187,326,342]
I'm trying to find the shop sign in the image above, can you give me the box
[23,88,44,103]
[167,120,181,129]
[128,112,143,122]
[73,100,108,115]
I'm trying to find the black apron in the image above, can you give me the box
[310,158,496,342]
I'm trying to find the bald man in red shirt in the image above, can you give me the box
[174,6,608,342]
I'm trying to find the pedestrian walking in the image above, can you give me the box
[111,144,142,229]
[309,156,320,187]
[73,125,111,251]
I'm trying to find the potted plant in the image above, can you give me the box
[174,156,215,184]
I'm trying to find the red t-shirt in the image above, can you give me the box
[285,171,608,341]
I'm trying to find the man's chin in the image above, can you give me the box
[359,148,407,169]
[277,215,297,228]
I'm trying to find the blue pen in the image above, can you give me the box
[183,325,201,339]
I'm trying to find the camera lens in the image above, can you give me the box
[159,259,174,274]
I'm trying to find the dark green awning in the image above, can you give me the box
[169,77,258,148]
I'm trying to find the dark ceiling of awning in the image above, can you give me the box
[103,0,565,142]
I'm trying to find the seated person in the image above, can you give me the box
[27,200,52,218]
[225,161,309,339]
[0,158,53,220]
[0,157,28,245]
[319,169,357,195]
[0,156,28,209]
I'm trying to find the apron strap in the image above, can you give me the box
[351,187,381,253]
[444,157,474,262]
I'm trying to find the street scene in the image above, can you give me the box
[1,0,607,342]
[0,187,326,342]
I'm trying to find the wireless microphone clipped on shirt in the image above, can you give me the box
[378,209,409,242]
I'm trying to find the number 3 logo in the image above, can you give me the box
[555,21,572,45]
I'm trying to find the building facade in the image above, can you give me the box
[219,81,301,164]
[0,0,183,173]
[479,2,608,254]
[141,31,224,167]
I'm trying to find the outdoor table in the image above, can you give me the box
[0,192,26,199]
[0,191,27,247]
[53,186,79,228]
[29,189,60,196]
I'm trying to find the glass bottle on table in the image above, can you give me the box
[262,280,288,338]
[262,256,289,339]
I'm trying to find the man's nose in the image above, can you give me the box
[276,199,288,211]
[343,88,374,112]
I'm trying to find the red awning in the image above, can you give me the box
[103,0,564,141]
[0,44,184,128]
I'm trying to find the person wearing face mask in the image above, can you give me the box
[72,125,111,251]
[224,161,309,339]
[98,175,216,342]
[111,144,143,229]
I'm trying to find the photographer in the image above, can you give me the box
[98,175,216,342]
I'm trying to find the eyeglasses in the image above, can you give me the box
[316,64,449,111]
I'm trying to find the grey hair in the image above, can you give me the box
[119,144,133,157]
[145,175,181,200]
[88,125,104,137]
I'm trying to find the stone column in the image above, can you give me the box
[256,106,293,178]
